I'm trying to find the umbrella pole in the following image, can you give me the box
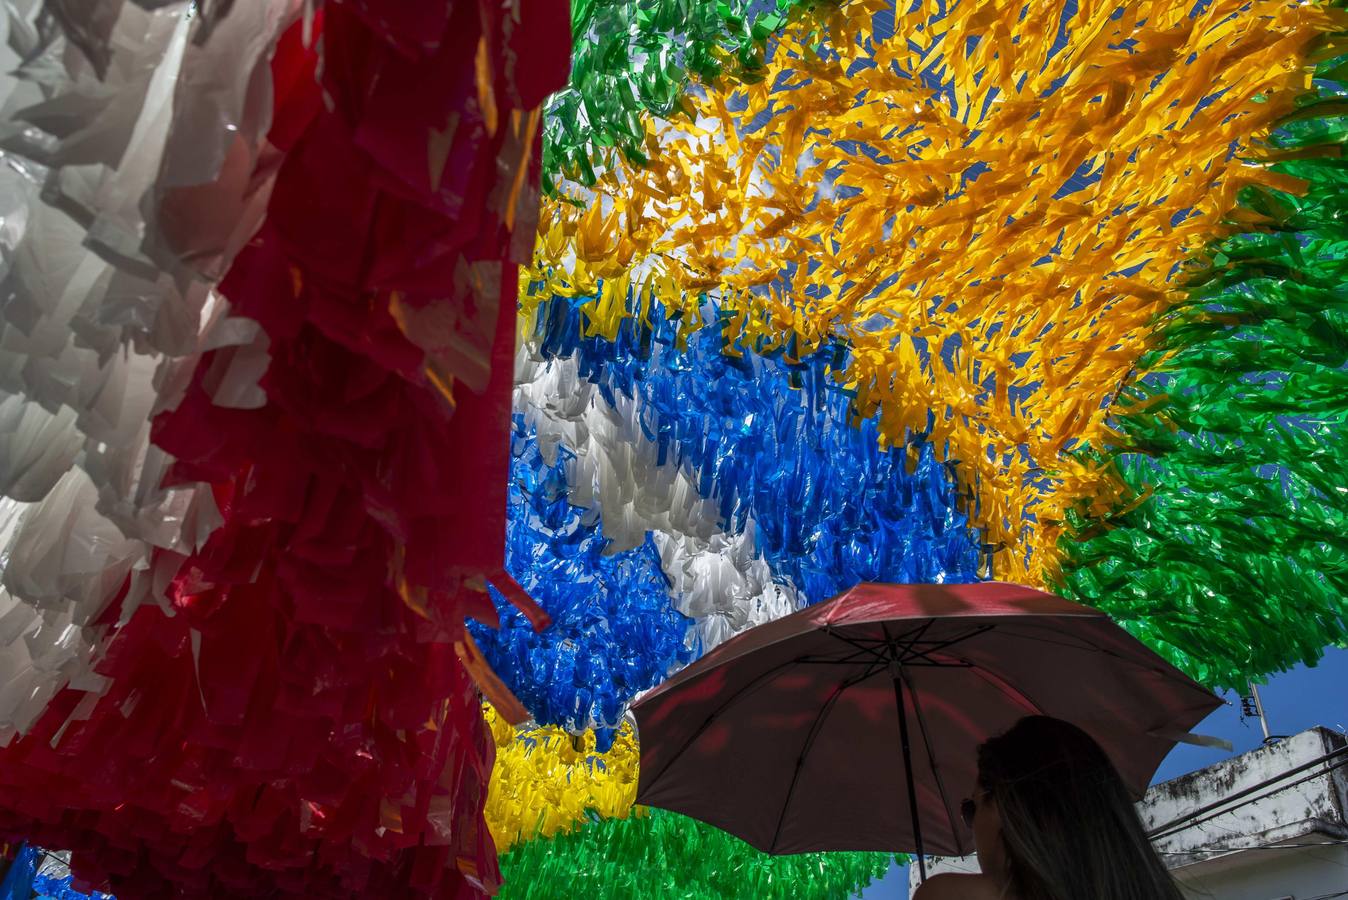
[892,672,928,882]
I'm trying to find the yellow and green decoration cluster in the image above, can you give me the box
[491,0,1348,896]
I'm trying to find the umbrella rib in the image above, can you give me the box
[901,667,965,857]
[896,625,997,665]
[768,660,887,853]
[640,657,811,797]
[827,621,993,668]
[822,630,891,665]
[962,659,1049,717]
[795,644,886,666]
[829,618,935,657]
[794,658,971,667]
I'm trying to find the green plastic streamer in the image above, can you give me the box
[1058,36,1348,691]
[513,9,1348,894]
[498,809,898,899]
[544,0,823,189]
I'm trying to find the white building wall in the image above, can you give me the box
[1172,842,1348,900]
[1138,728,1348,867]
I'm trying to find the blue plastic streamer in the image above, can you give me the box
[34,873,112,900]
[473,288,990,745]
[471,416,695,750]
[0,845,37,900]
[531,289,991,604]
[34,872,112,900]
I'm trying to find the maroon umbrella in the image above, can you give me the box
[631,582,1220,879]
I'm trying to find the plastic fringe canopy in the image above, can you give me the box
[545,0,825,188]
[0,1,569,895]
[32,875,114,900]
[491,0,1348,881]
[517,290,989,606]
[484,705,640,852]
[474,287,986,751]
[482,288,985,851]
[526,0,1346,589]
[497,807,897,900]
[1057,26,1348,689]
[478,417,694,747]
[0,845,37,900]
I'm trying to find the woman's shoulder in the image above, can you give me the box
[911,872,1009,900]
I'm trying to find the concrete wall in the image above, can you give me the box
[1173,842,1348,900]
[1139,727,1348,867]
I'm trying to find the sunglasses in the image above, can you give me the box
[960,796,978,828]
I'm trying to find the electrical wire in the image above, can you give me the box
[1159,838,1348,855]
[1146,744,1348,841]
[1149,755,1348,843]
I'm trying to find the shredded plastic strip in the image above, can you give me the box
[484,706,639,852]
[497,806,897,899]
[527,0,1346,588]
[1058,23,1348,689]
[545,0,826,188]
[473,290,987,748]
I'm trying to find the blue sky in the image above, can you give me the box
[854,646,1348,898]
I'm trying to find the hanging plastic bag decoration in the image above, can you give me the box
[3,0,1347,897]
[0,1,569,895]
[490,0,1348,894]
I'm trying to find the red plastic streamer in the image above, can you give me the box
[0,3,568,896]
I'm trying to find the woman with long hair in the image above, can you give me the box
[913,716,1185,900]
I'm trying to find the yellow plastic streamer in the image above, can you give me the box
[485,705,640,852]
[524,0,1345,584]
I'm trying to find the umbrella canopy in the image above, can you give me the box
[632,582,1220,860]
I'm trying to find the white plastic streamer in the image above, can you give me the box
[653,523,800,654]
[0,0,298,740]
[514,345,803,655]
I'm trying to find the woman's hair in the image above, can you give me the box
[976,716,1183,900]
